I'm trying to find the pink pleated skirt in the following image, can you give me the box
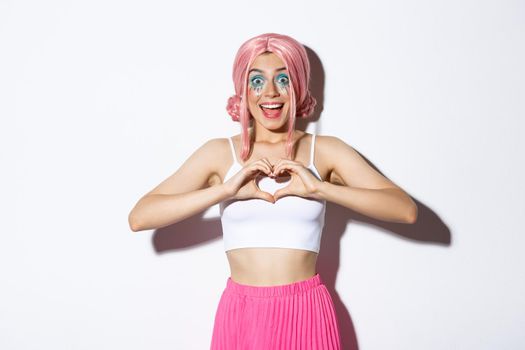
[210,273,341,349]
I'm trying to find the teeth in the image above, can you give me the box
[260,104,283,109]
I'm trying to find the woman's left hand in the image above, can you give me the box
[271,159,323,201]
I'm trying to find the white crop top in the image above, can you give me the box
[219,134,327,253]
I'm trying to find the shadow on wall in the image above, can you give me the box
[150,46,451,350]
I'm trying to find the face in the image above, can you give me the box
[247,52,291,130]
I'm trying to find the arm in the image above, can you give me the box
[129,186,231,232]
[128,138,233,232]
[316,184,417,223]
[316,136,418,224]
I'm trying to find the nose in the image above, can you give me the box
[264,80,280,97]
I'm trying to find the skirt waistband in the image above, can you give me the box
[225,273,323,298]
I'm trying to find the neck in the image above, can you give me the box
[251,124,296,144]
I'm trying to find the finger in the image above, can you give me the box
[250,178,274,202]
[273,158,286,169]
[245,164,271,178]
[247,164,267,175]
[273,162,297,176]
[259,158,278,178]
[272,159,290,176]
[252,159,272,175]
[273,187,290,201]
[257,190,275,203]
[258,158,274,175]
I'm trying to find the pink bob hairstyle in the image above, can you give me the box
[226,33,317,162]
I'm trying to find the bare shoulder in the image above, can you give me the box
[316,134,355,160]
[313,134,353,185]
[318,133,363,157]
[144,137,232,196]
[316,134,400,190]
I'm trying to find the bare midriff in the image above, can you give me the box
[226,247,318,286]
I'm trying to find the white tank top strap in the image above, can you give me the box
[309,133,317,167]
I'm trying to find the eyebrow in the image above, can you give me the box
[248,67,287,74]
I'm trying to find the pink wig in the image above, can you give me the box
[226,33,317,162]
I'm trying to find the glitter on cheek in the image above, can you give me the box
[249,75,265,97]
[276,74,290,95]
[277,84,289,95]
[252,85,263,96]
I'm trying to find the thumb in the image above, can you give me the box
[273,189,285,201]
[256,190,275,203]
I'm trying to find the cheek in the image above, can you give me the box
[249,87,262,98]
[248,81,265,97]
[247,89,259,105]
[247,94,259,115]
[277,84,289,95]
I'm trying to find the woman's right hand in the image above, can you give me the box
[224,158,276,203]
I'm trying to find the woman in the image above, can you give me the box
[128,33,418,350]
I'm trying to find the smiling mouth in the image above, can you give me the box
[259,103,284,111]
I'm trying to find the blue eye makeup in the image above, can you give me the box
[275,73,290,94]
[250,76,265,87]
[249,75,266,96]
[248,73,290,96]
[276,73,290,87]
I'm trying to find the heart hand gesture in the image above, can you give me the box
[224,158,323,203]
[270,160,323,201]
[224,158,276,203]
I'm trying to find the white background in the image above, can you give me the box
[2,0,524,349]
